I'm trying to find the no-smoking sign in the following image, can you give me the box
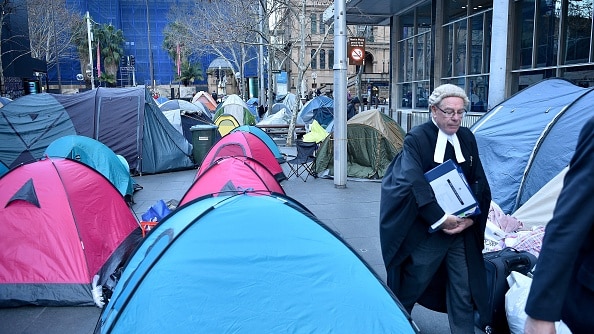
[348,37,366,65]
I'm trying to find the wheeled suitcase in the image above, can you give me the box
[480,247,537,333]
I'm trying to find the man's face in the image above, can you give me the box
[431,96,466,135]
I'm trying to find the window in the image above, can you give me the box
[311,14,317,34]
[311,49,317,69]
[564,0,592,64]
[441,2,492,112]
[511,0,594,90]
[319,14,325,34]
[320,49,326,69]
[396,4,433,109]
[328,49,334,67]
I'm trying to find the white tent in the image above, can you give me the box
[512,166,568,229]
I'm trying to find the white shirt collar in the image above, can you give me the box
[432,118,466,164]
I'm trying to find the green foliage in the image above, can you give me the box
[177,61,204,86]
[94,24,125,75]
[98,71,116,87]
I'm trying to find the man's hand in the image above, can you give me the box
[442,216,473,234]
[524,316,556,334]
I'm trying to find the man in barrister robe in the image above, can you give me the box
[380,84,492,333]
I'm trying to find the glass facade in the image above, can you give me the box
[513,0,594,89]
[442,4,492,112]
[397,4,432,109]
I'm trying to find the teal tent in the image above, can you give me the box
[44,135,136,201]
[97,194,417,333]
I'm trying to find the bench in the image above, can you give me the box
[256,124,307,137]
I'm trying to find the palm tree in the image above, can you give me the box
[94,24,124,87]
[178,61,204,86]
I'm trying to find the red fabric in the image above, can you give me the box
[197,132,284,182]
[180,156,284,205]
[96,41,101,78]
[0,159,137,284]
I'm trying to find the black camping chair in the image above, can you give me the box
[286,140,318,182]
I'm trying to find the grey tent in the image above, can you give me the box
[471,78,594,214]
[0,86,193,174]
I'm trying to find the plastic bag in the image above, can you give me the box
[505,271,573,334]
[141,199,171,222]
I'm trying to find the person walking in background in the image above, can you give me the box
[346,96,360,120]
[524,116,594,334]
[379,84,492,333]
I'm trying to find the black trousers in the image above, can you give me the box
[395,232,475,334]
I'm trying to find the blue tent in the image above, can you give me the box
[246,97,259,121]
[0,161,7,176]
[97,194,416,333]
[44,135,136,201]
[471,78,594,214]
[299,96,334,128]
[232,125,285,163]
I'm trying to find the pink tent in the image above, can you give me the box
[198,131,286,182]
[180,156,285,205]
[0,158,140,307]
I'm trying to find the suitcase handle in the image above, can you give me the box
[493,247,520,256]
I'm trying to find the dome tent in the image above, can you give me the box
[0,158,141,307]
[315,109,405,179]
[471,78,594,213]
[96,194,417,333]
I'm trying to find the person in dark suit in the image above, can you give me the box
[346,96,360,120]
[380,84,492,333]
[524,116,594,334]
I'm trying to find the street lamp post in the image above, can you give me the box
[86,11,95,89]
[218,66,222,96]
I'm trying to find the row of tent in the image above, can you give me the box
[0,88,261,178]
[0,123,418,332]
[0,87,194,175]
[2,76,590,211]
[1,77,588,331]
[96,126,417,333]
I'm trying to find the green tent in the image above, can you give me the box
[315,109,405,179]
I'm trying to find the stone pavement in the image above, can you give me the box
[0,146,469,334]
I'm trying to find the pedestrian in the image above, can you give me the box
[524,116,594,334]
[347,96,360,120]
[379,83,492,333]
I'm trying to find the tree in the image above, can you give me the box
[267,0,333,145]
[165,0,333,145]
[27,0,79,87]
[168,0,261,99]
[94,24,124,87]
[177,61,204,86]
[71,15,92,88]
[163,21,204,86]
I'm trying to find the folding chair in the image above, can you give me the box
[286,140,318,182]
